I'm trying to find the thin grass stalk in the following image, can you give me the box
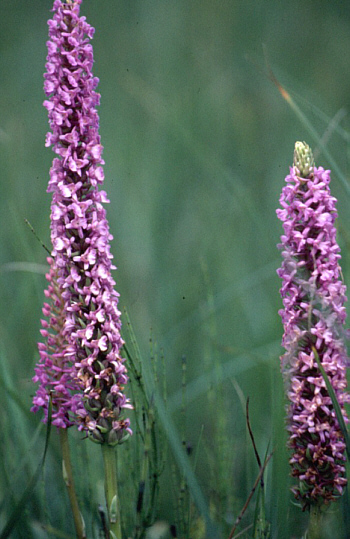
[146,405,161,526]
[102,444,122,539]
[59,429,85,539]
[0,398,53,539]
[134,409,150,538]
[265,55,350,198]
[123,313,165,534]
[180,355,188,537]
[227,452,274,539]
[124,303,217,536]
[187,425,204,535]
[170,461,180,533]
[200,258,230,523]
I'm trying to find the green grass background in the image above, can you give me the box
[1,0,350,537]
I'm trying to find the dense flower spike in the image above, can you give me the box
[32,0,132,443]
[32,257,84,427]
[277,142,349,509]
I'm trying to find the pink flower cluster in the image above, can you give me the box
[277,144,349,508]
[32,0,132,444]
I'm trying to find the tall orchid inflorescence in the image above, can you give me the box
[32,0,132,445]
[277,141,349,509]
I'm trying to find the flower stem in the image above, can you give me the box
[59,428,85,539]
[307,505,322,539]
[102,444,122,539]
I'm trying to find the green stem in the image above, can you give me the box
[307,505,322,539]
[59,429,85,539]
[102,444,122,539]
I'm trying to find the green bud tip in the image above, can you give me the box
[293,141,315,178]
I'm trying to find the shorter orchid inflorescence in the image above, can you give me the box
[32,0,132,445]
[277,141,350,509]
[32,256,84,428]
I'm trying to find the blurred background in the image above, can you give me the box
[1,0,350,537]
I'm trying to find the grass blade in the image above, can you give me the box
[0,397,53,538]
[312,346,350,461]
